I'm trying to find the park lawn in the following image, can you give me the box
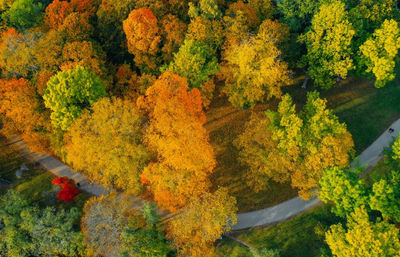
[216,205,341,257]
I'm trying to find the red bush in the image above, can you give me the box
[51,177,79,202]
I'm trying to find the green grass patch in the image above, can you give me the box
[215,238,251,257]
[217,205,341,257]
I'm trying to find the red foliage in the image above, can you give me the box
[51,177,79,202]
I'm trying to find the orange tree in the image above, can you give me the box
[138,72,216,212]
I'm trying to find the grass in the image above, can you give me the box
[216,205,342,257]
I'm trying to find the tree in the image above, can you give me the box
[82,193,137,257]
[1,0,43,31]
[236,92,354,198]
[319,167,368,217]
[138,72,216,211]
[159,14,187,62]
[186,16,223,52]
[58,12,94,43]
[360,19,400,88]
[44,0,73,29]
[299,0,355,89]
[161,39,219,89]
[43,65,107,131]
[121,203,172,257]
[0,78,51,153]
[224,19,291,108]
[123,8,161,73]
[33,30,64,73]
[0,30,40,77]
[0,190,84,257]
[349,0,398,42]
[325,206,400,257]
[51,177,79,202]
[276,0,322,32]
[188,0,222,20]
[60,41,107,77]
[166,188,237,257]
[64,97,149,195]
[370,170,400,223]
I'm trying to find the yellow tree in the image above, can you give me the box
[299,0,355,89]
[326,206,400,257]
[138,72,216,212]
[64,97,149,195]
[166,188,237,257]
[224,19,291,108]
[360,19,400,88]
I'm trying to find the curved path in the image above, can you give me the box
[232,119,400,230]
[6,118,400,230]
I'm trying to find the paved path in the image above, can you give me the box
[232,119,400,230]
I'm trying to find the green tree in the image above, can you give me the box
[360,19,400,88]
[161,39,219,89]
[224,19,291,108]
[319,167,368,217]
[0,191,84,257]
[64,97,149,195]
[250,247,280,257]
[325,206,400,257]
[121,203,172,257]
[370,170,400,223]
[1,0,43,30]
[277,0,322,32]
[299,0,355,89]
[43,65,107,131]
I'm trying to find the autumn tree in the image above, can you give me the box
[166,188,237,257]
[160,14,186,62]
[44,0,73,29]
[161,39,219,89]
[1,0,43,31]
[60,41,107,77]
[43,65,107,131]
[319,167,368,217]
[325,206,400,257]
[58,12,94,43]
[64,97,149,195]
[236,92,354,198]
[96,0,136,62]
[33,30,64,73]
[360,19,400,88]
[299,0,355,89]
[0,78,51,153]
[123,8,161,74]
[186,16,223,52]
[0,30,40,77]
[224,19,291,108]
[82,193,137,257]
[188,0,222,20]
[138,72,216,211]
